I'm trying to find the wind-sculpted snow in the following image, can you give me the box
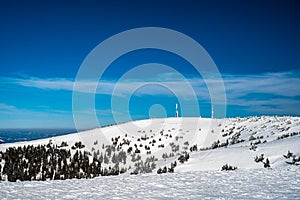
[0,166,299,199]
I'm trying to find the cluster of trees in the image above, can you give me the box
[0,141,102,182]
[221,164,237,171]
[175,135,183,141]
[162,152,175,159]
[190,144,198,152]
[283,151,300,165]
[178,152,189,164]
[221,126,235,137]
[222,126,248,146]
[249,135,264,141]
[200,139,231,151]
[228,132,245,146]
[169,142,180,153]
[112,150,127,164]
[95,137,158,176]
[277,132,300,140]
[130,156,157,175]
[0,125,205,181]
[254,154,264,163]
[254,154,270,168]
[181,141,189,151]
[249,139,267,151]
[263,158,271,168]
[157,161,177,174]
[249,144,258,151]
[0,140,132,182]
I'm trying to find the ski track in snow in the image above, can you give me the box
[1,166,299,199]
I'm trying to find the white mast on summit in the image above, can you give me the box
[211,103,214,119]
[176,103,179,118]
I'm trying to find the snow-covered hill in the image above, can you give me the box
[0,116,300,181]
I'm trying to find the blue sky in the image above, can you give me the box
[0,0,299,129]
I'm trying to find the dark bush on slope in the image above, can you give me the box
[221,164,237,171]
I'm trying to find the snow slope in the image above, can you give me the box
[0,116,300,174]
[1,116,300,199]
[0,166,299,199]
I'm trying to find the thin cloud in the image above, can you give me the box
[0,70,299,114]
[0,103,17,110]
[223,71,300,98]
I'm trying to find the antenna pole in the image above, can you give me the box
[211,104,214,119]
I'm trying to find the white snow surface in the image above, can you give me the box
[0,166,299,199]
[0,116,300,199]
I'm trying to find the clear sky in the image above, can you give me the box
[0,0,299,129]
